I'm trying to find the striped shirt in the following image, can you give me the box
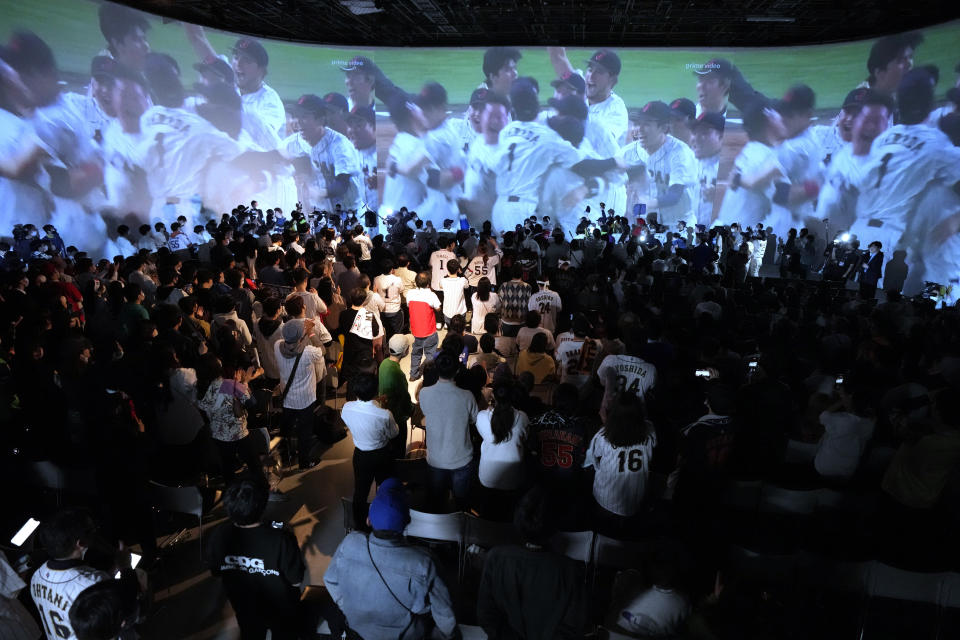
[584,426,657,517]
[31,559,108,640]
[274,344,327,410]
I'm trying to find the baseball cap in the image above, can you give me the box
[469,88,491,106]
[2,31,56,75]
[347,105,375,127]
[898,67,936,121]
[291,94,328,117]
[776,84,816,115]
[388,334,410,358]
[322,92,349,113]
[670,97,697,120]
[547,115,585,147]
[587,49,621,76]
[281,319,306,344]
[509,80,539,119]
[842,87,871,109]
[196,81,241,110]
[692,111,725,133]
[340,55,373,73]
[547,95,588,120]
[367,478,410,532]
[91,56,118,80]
[415,82,447,109]
[193,56,235,85]
[694,58,735,79]
[636,100,673,123]
[550,70,586,95]
[143,52,183,102]
[232,38,268,67]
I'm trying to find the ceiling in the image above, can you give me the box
[122,0,958,47]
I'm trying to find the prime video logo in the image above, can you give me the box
[686,62,721,75]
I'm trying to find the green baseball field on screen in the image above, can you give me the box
[3,0,959,110]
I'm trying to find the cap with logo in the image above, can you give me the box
[669,97,697,121]
[322,92,349,113]
[1,31,56,75]
[193,56,235,85]
[291,94,328,117]
[636,100,673,123]
[692,111,725,133]
[776,84,816,115]
[550,70,586,95]
[587,49,621,76]
[469,88,491,106]
[347,105,375,127]
[232,38,268,68]
[91,55,118,80]
[340,55,373,74]
[694,58,734,79]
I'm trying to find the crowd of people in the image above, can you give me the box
[2,193,960,639]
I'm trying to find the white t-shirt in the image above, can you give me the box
[555,336,599,387]
[693,153,720,227]
[470,292,500,334]
[0,109,49,229]
[31,561,109,640]
[242,83,286,138]
[374,273,403,313]
[589,92,629,145]
[584,426,656,516]
[441,276,469,317]
[309,128,362,213]
[814,410,876,479]
[619,587,692,637]
[716,141,784,228]
[528,289,562,334]
[476,407,529,490]
[493,120,581,203]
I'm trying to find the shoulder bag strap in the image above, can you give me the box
[279,350,305,405]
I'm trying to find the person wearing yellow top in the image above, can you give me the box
[515,332,556,384]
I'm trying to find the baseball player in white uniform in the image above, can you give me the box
[716,100,788,229]
[690,112,724,227]
[620,101,698,228]
[816,90,893,231]
[418,82,468,204]
[346,105,379,213]
[463,91,507,228]
[287,94,362,214]
[851,69,960,291]
[100,63,151,223]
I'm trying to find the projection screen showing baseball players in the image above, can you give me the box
[1,0,958,293]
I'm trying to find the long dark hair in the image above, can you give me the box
[491,384,516,444]
[604,393,651,448]
[476,276,491,302]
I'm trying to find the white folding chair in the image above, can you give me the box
[758,485,819,516]
[549,530,595,565]
[149,481,204,560]
[404,509,464,580]
[866,562,946,604]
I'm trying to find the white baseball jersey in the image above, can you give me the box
[810,122,844,168]
[528,289,562,333]
[242,108,281,151]
[907,176,960,296]
[429,248,456,291]
[101,120,149,219]
[584,427,657,516]
[583,117,628,215]
[424,118,468,200]
[374,273,403,313]
[136,105,244,220]
[589,92,629,145]
[774,126,825,220]
[636,135,697,227]
[357,144,378,212]
[815,144,870,231]
[381,131,439,220]
[309,127,362,213]
[693,153,720,227]
[242,83,286,138]
[31,560,109,640]
[852,124,960,246]
[716,141,784,228]
[464,138,500,225]
[492,119,582,212]
[555,336,599,387]
[447,116,477,157]
[537,164,588,231]
[596,353,657,418]
[465,253,501,287]
[0,109,51,229]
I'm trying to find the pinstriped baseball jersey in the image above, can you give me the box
[31,560,109,640]
[640,135,698,226]
[584,427,656,516]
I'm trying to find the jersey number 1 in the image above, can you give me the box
[507,143,517,171]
